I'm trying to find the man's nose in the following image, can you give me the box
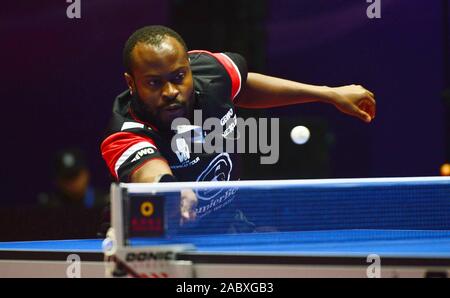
[162,82,179,101]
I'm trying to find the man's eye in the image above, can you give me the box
[174,72,185,82]
[148,79,162,87]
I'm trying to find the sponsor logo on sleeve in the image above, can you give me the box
[131,147,156,162]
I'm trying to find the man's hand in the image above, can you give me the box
[180,188,198,225]
[328,85,376,123]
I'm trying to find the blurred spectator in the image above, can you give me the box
[38,148,109,208]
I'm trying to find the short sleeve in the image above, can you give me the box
[214,52,248,100]
[100,131,164,182]
[188,50,248,101]
[223,52,248,87]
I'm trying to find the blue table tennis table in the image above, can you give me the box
[1,229,450,277]
[1,177,450,277]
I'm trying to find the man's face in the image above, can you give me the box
[126,36,194,130]
[56,169,90,201]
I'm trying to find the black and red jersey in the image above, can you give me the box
[101,50,248,220]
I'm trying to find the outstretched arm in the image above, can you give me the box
[235,72,376,123]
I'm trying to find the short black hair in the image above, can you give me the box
[123,25,188,73]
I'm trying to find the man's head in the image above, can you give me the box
[123,26,194,130]
[53,149,90,201]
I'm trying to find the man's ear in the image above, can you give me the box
[124,72,135,95]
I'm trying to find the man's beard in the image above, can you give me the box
[130,92,192,133]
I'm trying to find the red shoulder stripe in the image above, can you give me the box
[188,50,242,101]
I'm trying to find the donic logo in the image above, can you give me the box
[196,153,232,201]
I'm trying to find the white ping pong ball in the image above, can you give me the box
[290,126,310,145]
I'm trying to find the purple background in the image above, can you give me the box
[1,0,446,204]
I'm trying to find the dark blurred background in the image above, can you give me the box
[1,0,448,240]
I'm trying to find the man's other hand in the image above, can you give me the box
[180,188,197,225]
[329,85,376,123]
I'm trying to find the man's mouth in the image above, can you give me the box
[162,103,185,118]
[164,103,183,111]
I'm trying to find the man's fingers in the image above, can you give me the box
[181,204,197,219]
[365,100,376,119]
[180,203,196,220]
[181,210,193,220]
[359,111,372,123]
[180,189,198,222]
[337,85,376,122]
[350,103,372,123]
[358,96,376,120]
[358,85,375,99]
[367,94,376,107]
[357,85,375,104]
[180,209,197,226]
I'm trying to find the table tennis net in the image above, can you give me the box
[118,178,450,238]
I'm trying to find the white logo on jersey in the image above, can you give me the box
[194,153,237,218]
[121,122,144,131]
[175,138,190,163]
[131,147,155,162]
[220,108,234,126]
[196,153,233,201]
[170,157,200,169]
